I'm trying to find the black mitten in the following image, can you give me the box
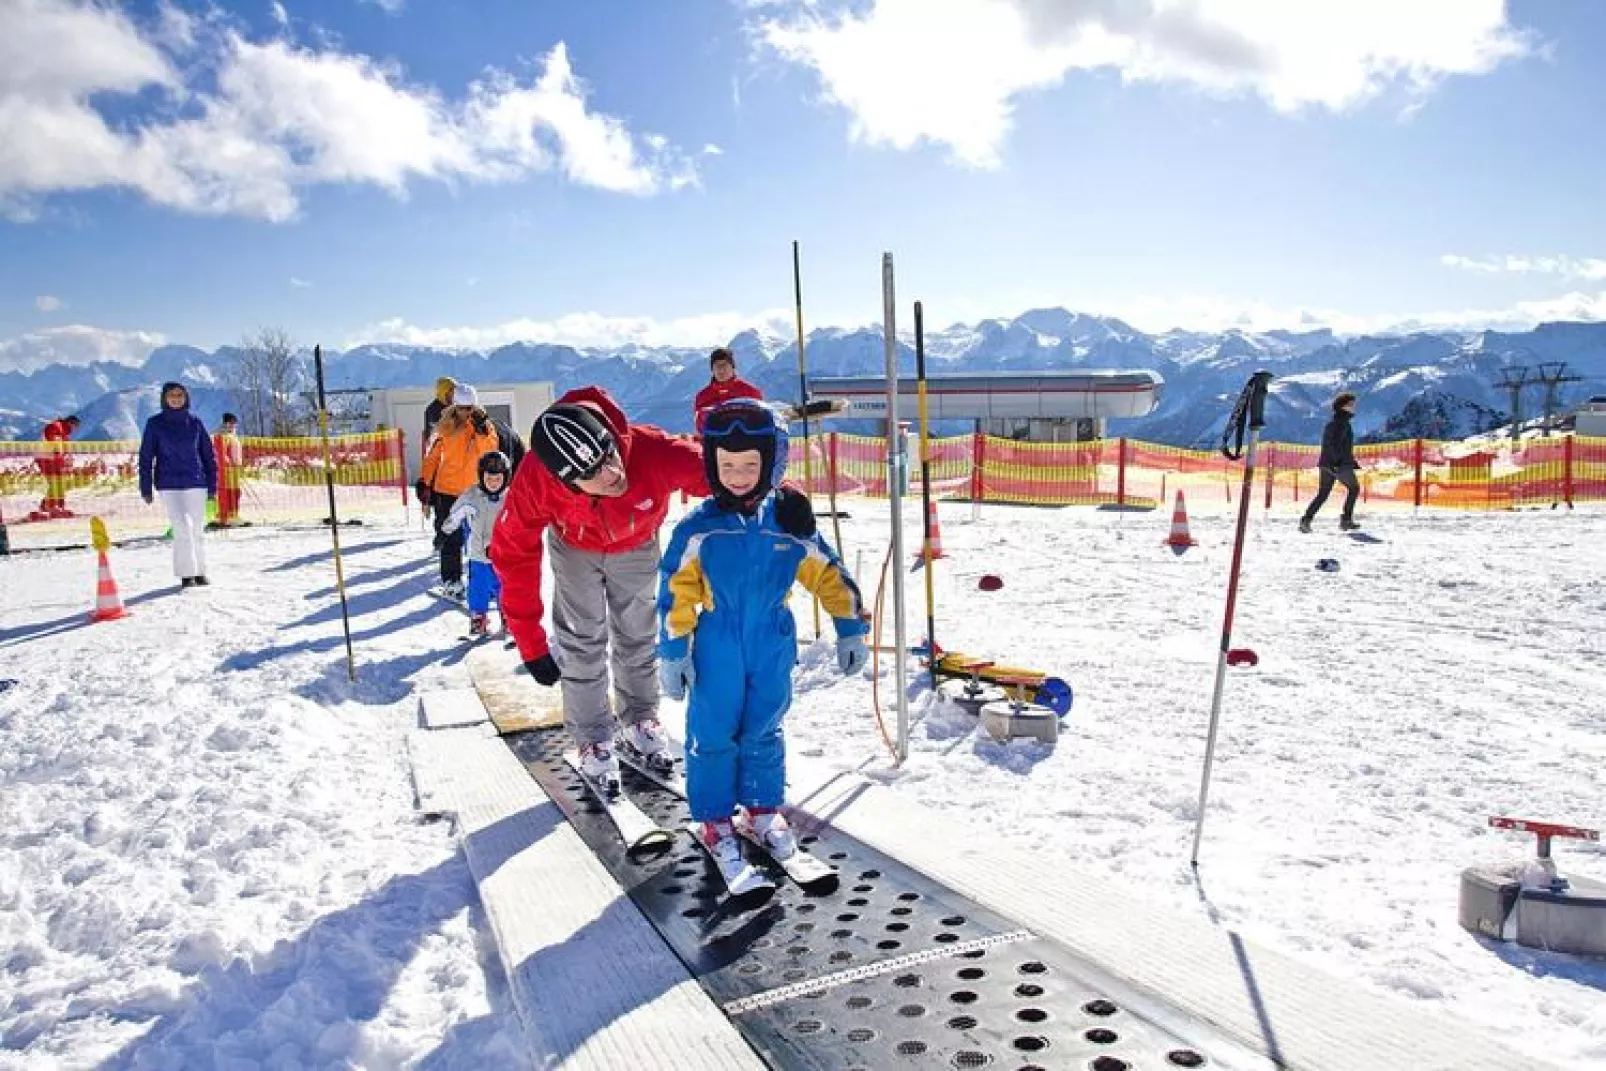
[524,654,561,686]
[775,484,817,538]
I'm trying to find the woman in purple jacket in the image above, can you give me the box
[138,381,218,587]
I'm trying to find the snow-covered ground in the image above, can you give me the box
[0,523,528,1070]
[748,498,1606,1069]
[4,498,1604,1069]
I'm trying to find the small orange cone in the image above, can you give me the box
[1164,489,1197,549]
[923,496,945,561]
[88,516,129,623]
[89,549,128,622]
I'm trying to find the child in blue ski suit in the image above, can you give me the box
[441,451,511,636]
[657,400,869,868]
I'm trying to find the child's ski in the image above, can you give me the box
[688,824,777,898]
[734,819,839,892]
[618,746,837,892]
[560,749,674,855]
[428,584,468,610]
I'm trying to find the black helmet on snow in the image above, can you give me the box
[478,450,511,496]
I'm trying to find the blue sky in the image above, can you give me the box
[2,0,1603,371]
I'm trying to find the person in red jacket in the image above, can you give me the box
[490,386,710,791]
[693,347,763,433]
[35,415,80,518]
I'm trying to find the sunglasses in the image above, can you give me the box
[573,449,620,482]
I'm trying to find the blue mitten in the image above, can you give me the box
[836,634,869,676]
[659,653,695,700]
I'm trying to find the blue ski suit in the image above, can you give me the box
[658,494,867,823]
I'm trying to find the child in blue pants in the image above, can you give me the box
[442,452,510,635]
[657,400,868,882]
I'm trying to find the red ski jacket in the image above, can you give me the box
[693,376,763,432]
[490,386,709,662]
[38,419,74,473]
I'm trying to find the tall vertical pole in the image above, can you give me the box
[914,301,938,689]
[1191,371,1272,866]
[313,345,357,683]
[882,254,911,765]
[792,240,822,638]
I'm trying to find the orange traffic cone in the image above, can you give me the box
[922,496,946,561]
[1164,489,1197,549]
[89,547,128,622]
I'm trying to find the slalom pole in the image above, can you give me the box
[792,240,822,639]
[313,345,358,683]
[1190,370,1273,866]
[913,301,938,690]
[881,254,911,765]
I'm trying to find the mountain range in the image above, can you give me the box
[4,309,1604,447]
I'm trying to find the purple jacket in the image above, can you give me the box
[139,384,217,497]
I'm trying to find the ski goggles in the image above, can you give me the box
[703,406,777,440]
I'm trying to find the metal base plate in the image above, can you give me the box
[507,729,1273,1070]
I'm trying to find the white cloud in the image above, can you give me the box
[290,276,311,288]
[0,325,166,373]
[755,0,1531,166]
[362,0,405,13]
[1441,253,1606,281]
[34,295,64,312]
[0,0,698,222]
[271,2,289,29]
[346,308,798,351]
[702,143,724,155]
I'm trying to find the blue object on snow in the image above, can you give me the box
[0,679,16,693]
[1036,676,1073,717]
[1315,558,1340,572]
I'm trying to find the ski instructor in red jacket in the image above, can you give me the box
[693,347,763,433]
[491,386,710,790]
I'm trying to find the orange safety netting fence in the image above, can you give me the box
[783,431,1606,512]
[1,429,407,550]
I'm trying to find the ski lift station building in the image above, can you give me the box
[369,382,554,484]
[810,370,1164,441]
[1577,396,1606,438]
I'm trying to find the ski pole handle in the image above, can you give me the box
[1246,370,1272,430]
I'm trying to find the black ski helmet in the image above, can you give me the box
[478,450,511,496]
[530,403,616,486]
[702,399,789,513]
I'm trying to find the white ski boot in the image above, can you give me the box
[577,742,621,797]
[618,717,673,774]
[736,806,798,860]
[700,820,773,897]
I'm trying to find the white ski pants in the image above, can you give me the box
[161,488,209,579]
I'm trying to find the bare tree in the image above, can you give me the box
[230,328,310,436]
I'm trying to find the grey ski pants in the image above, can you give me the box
[548,531,661,747]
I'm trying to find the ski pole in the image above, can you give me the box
[1190,370,1272,867]
[792,240,823,640]
[313,345,357,683]
[914,301,938,690]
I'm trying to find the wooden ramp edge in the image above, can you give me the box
[407,705,763,1070]
[783,751,1563,1071]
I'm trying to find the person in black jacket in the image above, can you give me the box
[1300,392,1361,532]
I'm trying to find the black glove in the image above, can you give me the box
[415,479,430,506]
[524,654,561,686]
[775,484,817,538]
